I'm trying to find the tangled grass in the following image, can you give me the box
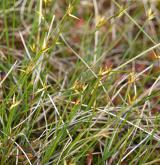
[1,0,160,164]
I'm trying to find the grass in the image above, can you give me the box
[1,0,160,164]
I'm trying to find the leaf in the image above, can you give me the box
[67,4,80,20]
[35,11,45,20]
[68,13,80,20]
[10,100,21,110]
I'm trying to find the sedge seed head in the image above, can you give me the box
[128,72,136,84]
